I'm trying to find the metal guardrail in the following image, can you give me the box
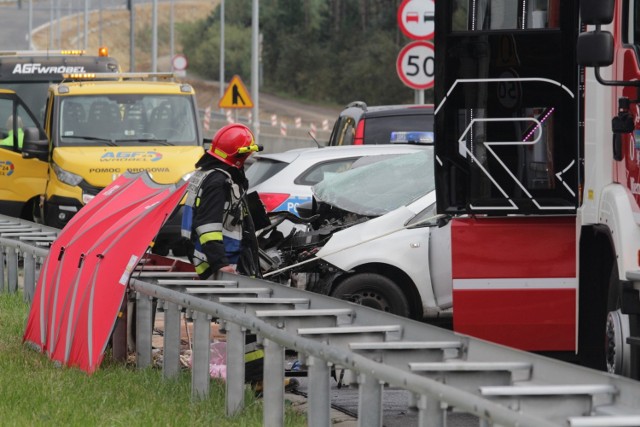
[0,216,57,300]
[197,109,334,153]
[3,213,640,427]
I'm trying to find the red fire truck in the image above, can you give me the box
[434,0,639,378]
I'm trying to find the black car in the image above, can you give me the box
[327,101,434,146]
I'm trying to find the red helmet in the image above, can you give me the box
[208,124,259,168]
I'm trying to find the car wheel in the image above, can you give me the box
[330,273,411,318]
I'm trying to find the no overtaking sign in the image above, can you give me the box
[397,0,435,40]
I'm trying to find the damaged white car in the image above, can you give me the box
[257,148,453,321]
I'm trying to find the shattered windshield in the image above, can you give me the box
[312,148,435,217]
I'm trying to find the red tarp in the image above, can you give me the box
[23,172,187,373]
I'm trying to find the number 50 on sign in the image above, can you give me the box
[396,40,435,90]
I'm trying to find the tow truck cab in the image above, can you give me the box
[0,49,119,128]
[17,72,205,255]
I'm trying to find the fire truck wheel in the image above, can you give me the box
[605,264,639,379]
[330,273,411,318]
[605,309,630,376]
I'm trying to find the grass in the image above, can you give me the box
[0,292,307,427]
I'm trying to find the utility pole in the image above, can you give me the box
[83,0,88,50]
[99,0,103,47]
[251,0,259,143]
[151,0,158,72]
[28,0,32,49]
[49,0,53,49]
[170,0,174,70]
[56,0,61,48]
[128,0,135,71]
[219,0,225,113]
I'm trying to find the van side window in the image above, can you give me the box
[0,101,33,152]
[0,98,14,149]
[331,116,355,146]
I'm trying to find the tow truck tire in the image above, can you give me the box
[330,273,411,318]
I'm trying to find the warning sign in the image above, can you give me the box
[218,75,253,109]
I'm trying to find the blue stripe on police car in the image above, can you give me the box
[275,196,312,215]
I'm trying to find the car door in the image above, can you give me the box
[0,92,49,218]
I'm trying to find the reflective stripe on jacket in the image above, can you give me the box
[181,167,245,276]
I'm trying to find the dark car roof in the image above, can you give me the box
[328,101,435,146]
[360,104,434,114]
[341,102,434,119]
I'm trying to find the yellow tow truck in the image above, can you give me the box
[2,72,205,255]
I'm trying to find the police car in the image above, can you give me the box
[246,144,431,216]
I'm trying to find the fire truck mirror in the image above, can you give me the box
[580,0,614,25]
[612,112,635,135]
[612,134,622,162]
[577,32,614,68]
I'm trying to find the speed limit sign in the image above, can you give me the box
[396,40,435,90]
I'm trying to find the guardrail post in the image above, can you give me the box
[191,311,211,399]
[226,321,245,415]
[23,251,36,303]
[163,302,181,379]
[111,297,128,362]
[135,294,154,368]
[0,246,5,292]
[308,355,331,427]
[7,247,18,292]
[357,373,383,427]
[263,338,284,426]
[417,394,445,427]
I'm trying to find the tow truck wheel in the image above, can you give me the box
[330,273,411,318]
[605,308,631,377]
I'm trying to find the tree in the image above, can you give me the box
[179,0,429,105]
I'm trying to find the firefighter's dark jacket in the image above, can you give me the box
[190,154,248,276]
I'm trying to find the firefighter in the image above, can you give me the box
[182,123,263,278]
[181,123,264,384]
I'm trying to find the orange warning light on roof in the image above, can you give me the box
[98,46,109,57]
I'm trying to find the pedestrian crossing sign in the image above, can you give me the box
[218,75,253,109]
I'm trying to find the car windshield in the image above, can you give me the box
[312,148,435,216]
[58,94,198,147]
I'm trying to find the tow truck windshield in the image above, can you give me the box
[58,94,198,146]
